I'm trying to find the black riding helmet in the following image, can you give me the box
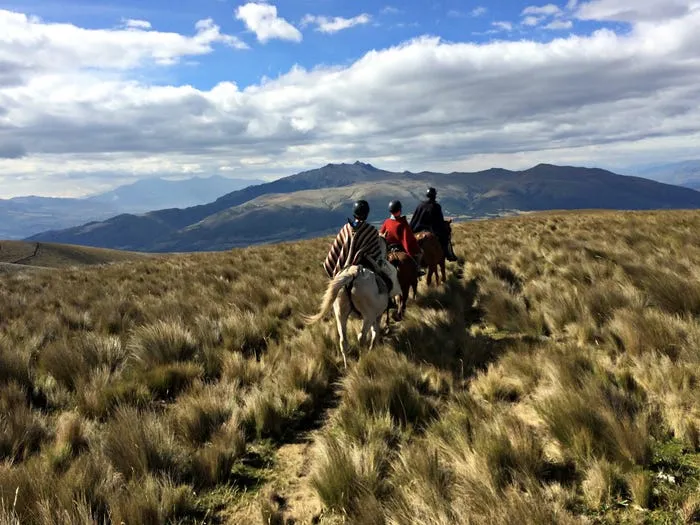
[426,187,437,200]
[388,200,402,214]
[353,199,370,220]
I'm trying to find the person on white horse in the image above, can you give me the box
[322,199,400,303]
[306,199,401,367]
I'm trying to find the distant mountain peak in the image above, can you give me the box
[352,160,378,170]
[321,160,378,170]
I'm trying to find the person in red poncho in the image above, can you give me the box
[380,200,426,277]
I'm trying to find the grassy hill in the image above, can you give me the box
[2,210,700,524]
[27,162,700,252]
[0,240,151,273]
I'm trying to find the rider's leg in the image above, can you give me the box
[411,252,426,277]
[439,235,457,261]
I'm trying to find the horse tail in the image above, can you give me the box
[303,266,360,324]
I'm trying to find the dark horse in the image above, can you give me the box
[414,219,453,286]
[386,248,419,321]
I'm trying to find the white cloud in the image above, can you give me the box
[520,3,572,28]
[471,7,488,17]
[566,0,579,10]
[492,21,514,31]
[2,6,700,196]
[381,6,401,15]
[124,19,152,30]
[234,2,301,43]
[575,0,700,22]
[0,9,247,80]
[301,13,371,34]
[522,4,563,16]
[523,16,543,26]
[545,19,574,29]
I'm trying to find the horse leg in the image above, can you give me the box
[399,283,408,319]
[333,297,349,368]
[358,318,372,349]
[369,319,380,351]
[440,259,446,283]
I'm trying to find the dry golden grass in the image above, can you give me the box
[1,210,700,524]
[0,240,150,268]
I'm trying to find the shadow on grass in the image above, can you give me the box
[387,265,530,381]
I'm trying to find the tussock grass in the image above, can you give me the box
[306,210,700,524]
[3,210,700,523]
[0,237,338,522]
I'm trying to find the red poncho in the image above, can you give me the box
[380,215,421,257]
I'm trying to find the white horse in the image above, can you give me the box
[304,236,401,368]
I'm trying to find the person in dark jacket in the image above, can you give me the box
[409,187,457,261]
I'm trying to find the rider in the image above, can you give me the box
[380,200,426,277]
[323,199,399,300]
[409,187,458,262]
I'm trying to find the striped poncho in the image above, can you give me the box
[323,220,383,278]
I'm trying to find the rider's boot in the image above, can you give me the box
[445,241,458,262]
[413,253,426,278]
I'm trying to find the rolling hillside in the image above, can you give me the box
[1,209,699,524]
[27,162,700,252]
[0,240,152,274]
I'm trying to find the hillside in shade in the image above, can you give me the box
[27,162,700,252]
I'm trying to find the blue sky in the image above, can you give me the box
[4,0,622,89]
[0,0,699,197]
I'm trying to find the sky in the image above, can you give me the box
[1,0,699,197]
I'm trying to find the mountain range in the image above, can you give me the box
[621,159,700,190]
[26,162,700,253]
[0,175,264,240]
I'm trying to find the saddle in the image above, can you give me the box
[358,258,393,295]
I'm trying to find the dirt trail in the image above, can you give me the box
[222,270,461,524]
[222,414,332,524]
[12,243,41,265]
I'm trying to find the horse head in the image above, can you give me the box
[444,219,453,236]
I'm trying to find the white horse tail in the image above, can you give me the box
[304,266,360,324]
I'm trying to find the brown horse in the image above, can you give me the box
[386,249,418,320]
[414,219,453,286]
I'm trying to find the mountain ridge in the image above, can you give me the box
[26,162,700,252]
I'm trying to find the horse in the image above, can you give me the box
[414,219,453,286]
[385,246,419,321]
[304,239,402,368]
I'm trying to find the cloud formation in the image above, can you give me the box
[235,2,302,43]
[520,2,576,30]
[0,9,246,77]
[123,19,152,30]
[523,4,563,16]
[575,0,699,22]
[301,13,371,34]
[1,3,700,196]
